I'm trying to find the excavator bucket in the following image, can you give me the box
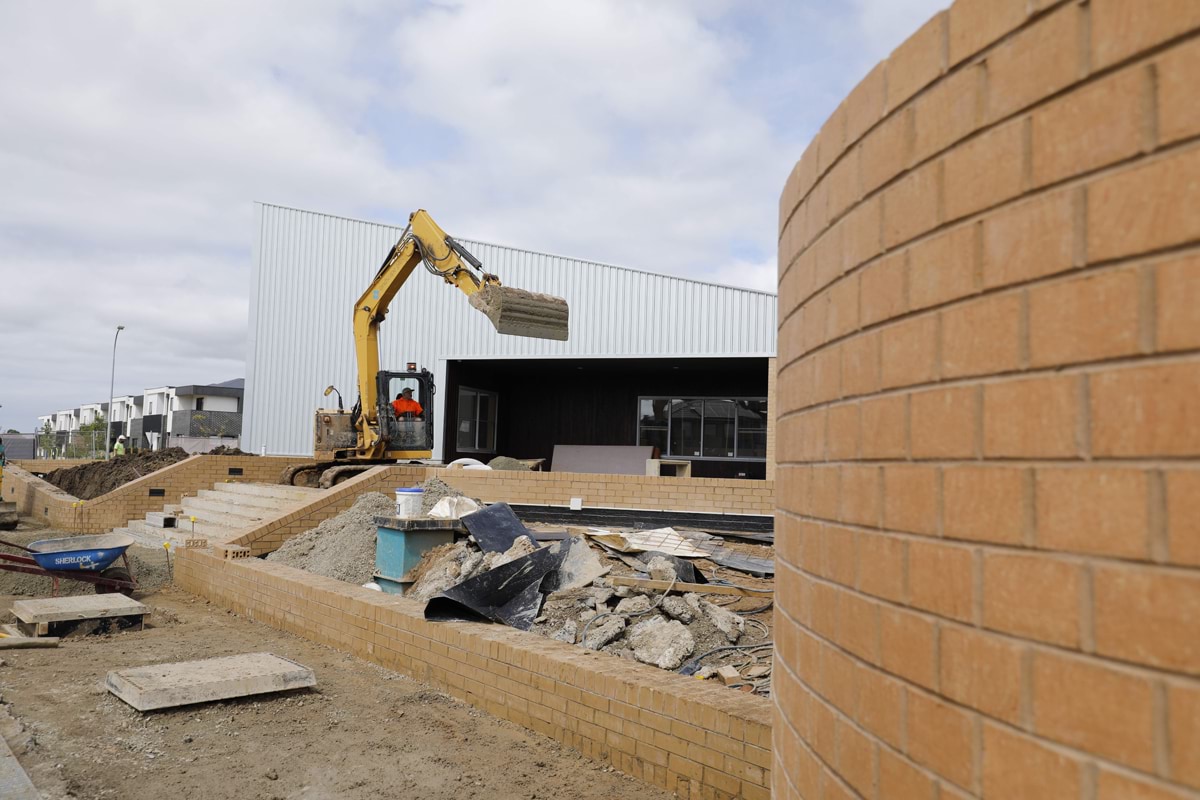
[469,285,570,341]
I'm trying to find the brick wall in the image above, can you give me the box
[776,2,1200,798]
[176,548,773,799]
[1,456,310,533]
[234,465,776,555]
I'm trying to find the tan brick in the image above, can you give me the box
[1090,361,1200,457]
[988,3,1084,120]
[907,689,976,790]
[1098,771,1195,800]
[982,724,1084,800]
[1157,254,1200,353]
[1032,65,1146,187]
[856,667,905,749]
[881,314,939,390]
[913,63,983,163]
[941,291,1023,378]
[860,251,907,327]
[811,346,842,406]
[943,119,1025,221]
[883,464,939,536]
[883,161,942,248]
[983,552,1081,647]
[836,717,876,798]
[841,330,881,398]
[845,62,886,145]
[1088,146,1200,263]
[910,385,978,459]
[1168,682,1200,789]
[1035,468,1150,559]
[1091,0,1200,70]
[886,12,947,110]
[879,747,936,800]
[841,195,883,275]
[1094,564,1200,675]
[908,223,978,310]
[859,393,907,460]
[1031,266,1142,367]
[861,108,913,195]
[826,403,860,461]
[909,539,975,622]
[840,465,880,528]
[856,531,906,603]
[943,465,1026,545]
[1159,37,1200,146]
[810,464,841,521]
[825,152,861,223]
[819,524,858,587]
[816,105,848,177]
[983,375,1081,458]
[1032,651,1157,771]
[948,0,1029,66]
[940,625,1023,721]
[880,606,937,688]
[1166,469,1200,566]
[982,188,1076,289]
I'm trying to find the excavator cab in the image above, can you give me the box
[377,367,435,453]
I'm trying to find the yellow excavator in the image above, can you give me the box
[282,210,569,487]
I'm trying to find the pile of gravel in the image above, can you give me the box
[266,492,394,584]
[487,456,531,471]
[419,477,471,514]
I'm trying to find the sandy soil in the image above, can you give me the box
[0,586,672,800]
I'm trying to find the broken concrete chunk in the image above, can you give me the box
[685,593,744,643]
[716,665,742,685]
[542,536,609,593]
[405,542,472,602]
[581,616,626,650]
[492,535,537,568]
[627,617,695,670]
[614,595,652,616]
[591,587,614,608]
[551,620,578,643]
[660,595,696,624]
[644,555,678,582]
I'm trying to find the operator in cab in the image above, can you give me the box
[391,388,423,418]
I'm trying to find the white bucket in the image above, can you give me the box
[395,487,424,518]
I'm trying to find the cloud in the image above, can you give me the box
[0,1,946,430]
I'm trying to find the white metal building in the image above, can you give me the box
[246,203,777,478]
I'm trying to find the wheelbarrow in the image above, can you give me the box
[0,533,139,595]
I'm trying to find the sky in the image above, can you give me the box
[0,0,945,432]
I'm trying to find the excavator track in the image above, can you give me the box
[280,461,391,488]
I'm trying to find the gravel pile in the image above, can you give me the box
[266,492,395,584]
[419,477,472,514]
[487,456,531,471]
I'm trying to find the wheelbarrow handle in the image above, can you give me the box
[0,538,33,553]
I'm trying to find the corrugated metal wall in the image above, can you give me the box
[246,203,778,456]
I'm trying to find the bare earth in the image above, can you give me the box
[0,586,673,800]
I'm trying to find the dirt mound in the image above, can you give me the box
[487,456,531,471]
[207,444,254,455]
[43,448,192,500]
[266,492,395,584]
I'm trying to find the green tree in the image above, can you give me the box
[37,420,57,459]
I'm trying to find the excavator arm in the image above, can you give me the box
[352,209,569,453]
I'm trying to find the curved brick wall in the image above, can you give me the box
[774,2,1200,798]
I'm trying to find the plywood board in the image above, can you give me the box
[551,444,655,475]
[11,594,146,624]
[106,652,316,711]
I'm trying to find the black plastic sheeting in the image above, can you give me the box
[424,543,567,630]
[461,502,530,553]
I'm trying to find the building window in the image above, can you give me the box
[638,397,767,460]
[196,397,205,411]
[457,387,498,453]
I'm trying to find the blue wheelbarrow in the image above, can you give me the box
[0,533,139,595]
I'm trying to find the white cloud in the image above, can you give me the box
[0,0,948,429]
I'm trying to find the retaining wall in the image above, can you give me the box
[775,2,1200,798]
[176,548,773,799]
[0,456,308,533]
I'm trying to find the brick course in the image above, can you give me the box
[776,2,1200,797]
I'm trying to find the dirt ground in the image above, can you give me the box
[0,584,673,800]
[0,521,172,597]
[41,449,193,499]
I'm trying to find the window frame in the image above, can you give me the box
[636,395,768,461]
[456,385,499,454]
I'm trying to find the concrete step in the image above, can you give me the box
[180,497,271,523]
[218,482,324,503]
[144,511,176,529]
[176,504,269,531]
[196,488,293,512]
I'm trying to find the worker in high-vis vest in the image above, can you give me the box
[391,387,423,418]
[112,435,126,456]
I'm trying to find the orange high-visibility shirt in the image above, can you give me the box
[392,398,423,416]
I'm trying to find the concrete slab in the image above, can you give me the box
[106,652,316,711]
[0,734,39,800]
[12,594,147,625]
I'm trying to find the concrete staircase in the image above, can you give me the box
[115,482,323,548]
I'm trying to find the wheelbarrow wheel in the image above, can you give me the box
[95,566,132,595]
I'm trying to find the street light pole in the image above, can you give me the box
[106,325,125,460]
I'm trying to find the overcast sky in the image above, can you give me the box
[0,0,945,432]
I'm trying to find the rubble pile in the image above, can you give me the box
[266,492,395,584]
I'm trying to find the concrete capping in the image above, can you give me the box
[176,547,773,800]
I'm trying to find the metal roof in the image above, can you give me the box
[245,202,778,456]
